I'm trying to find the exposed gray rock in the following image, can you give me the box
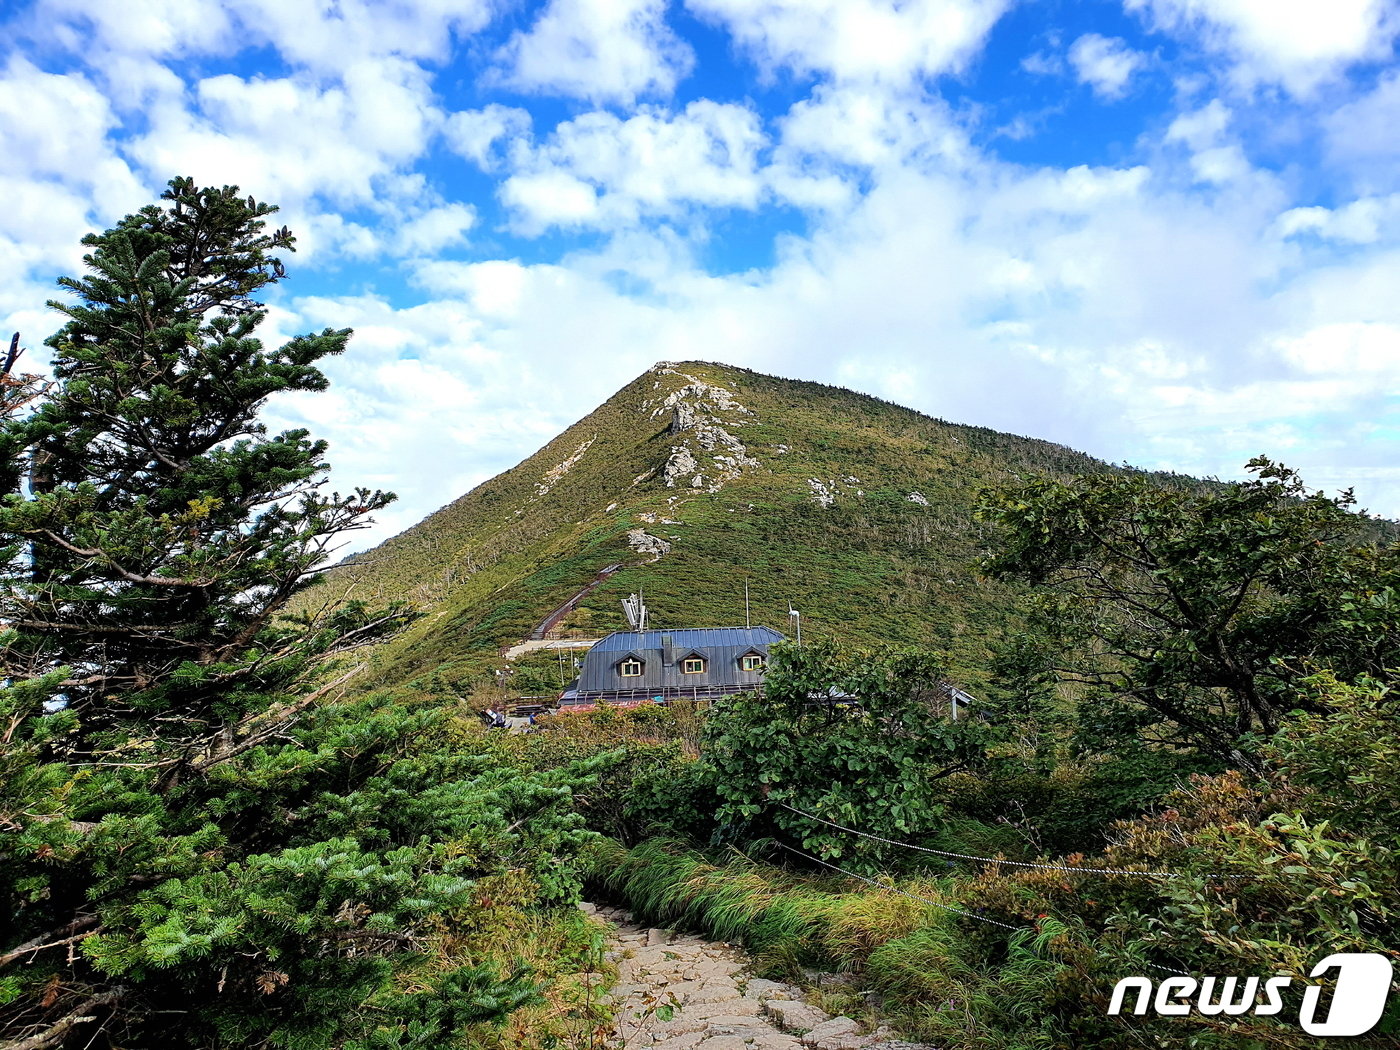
[803,1017,862,1042]
[765,999,831,1033]
[808,479,837,507]
[689,980,742,1003]
[652,1033,707,1050]
[627,529,673,560]
[689,999,762,1019]
[743,978,798,1001]
[535,439,592,496]
[801,1016,866,1050]
[696,1036,759,1050]
[663,445,700,487]
[646,369,760,497]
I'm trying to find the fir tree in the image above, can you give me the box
[0,179,591,1049]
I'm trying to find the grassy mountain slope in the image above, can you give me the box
[316,361,1120,696]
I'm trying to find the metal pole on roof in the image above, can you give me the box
[745,577,751,629]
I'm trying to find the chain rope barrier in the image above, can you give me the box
[776,801,1249,881]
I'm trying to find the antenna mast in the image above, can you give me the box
[622,590,649,633]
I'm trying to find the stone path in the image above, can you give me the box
[581,904,931,1050]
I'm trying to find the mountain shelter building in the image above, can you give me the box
[558,625,785,708]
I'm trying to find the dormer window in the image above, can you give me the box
[740,653,765,672]
[619,658,643,677]
[681,656,706,674]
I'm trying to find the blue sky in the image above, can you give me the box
[3,0,1399,549]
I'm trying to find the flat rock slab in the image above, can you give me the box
[743,978,798,1000]
[689,981,742,1004]
[686,999,763,1020]
[700,1014,771,1029]
[652,1034,707,1050]
[764,999,832,1033]
[804,1018,862,1042]
[695,1037,760,1050]
[802,1017,877,1050]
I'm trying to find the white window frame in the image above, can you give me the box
[619,659,643,677]
[681,657,706,674]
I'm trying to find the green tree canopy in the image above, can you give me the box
[0,179,591,1050]
[979,458,1400,765]
[705,641,988,871]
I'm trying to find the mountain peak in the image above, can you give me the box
[319,362,1113,697]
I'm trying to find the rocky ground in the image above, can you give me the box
[581,904,933,1050]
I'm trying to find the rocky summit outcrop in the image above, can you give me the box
[647,364,760,495]
[580,903,933,1050]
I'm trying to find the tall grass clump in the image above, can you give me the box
[580,839,1176,1050]
[583,839,972,978]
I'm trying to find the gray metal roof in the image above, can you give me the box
[574,626,786,699]
[589,626,785,653]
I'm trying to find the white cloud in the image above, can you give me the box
[0,56,110,177]
[31,0,236,57]
[1068,33,1145,99]
[258,276,682,546]
[30,0,494,70]
[412,259,533,318]
[686,0,1011,84]
[443,104,532,171]
[1326,70,1400,189]
[296,135,1400,550]
[393,203,477,256]
[0,57,149,327]
[501,101,768,233]
[6,0,1400,547]
[1276,194,1400,244]
[235,0,495,69]
[0,57,144,203]
[297,213,383,261]
[501,171,603,231]
[130,60,440,210]
[1126,0,1400,94]
[1163,99,1253,184]
[1276,321,1400,377]
[776,84,973,175]
[1021,49,1064,76]
[1165,98,1231,149]
[493,0,695,104]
